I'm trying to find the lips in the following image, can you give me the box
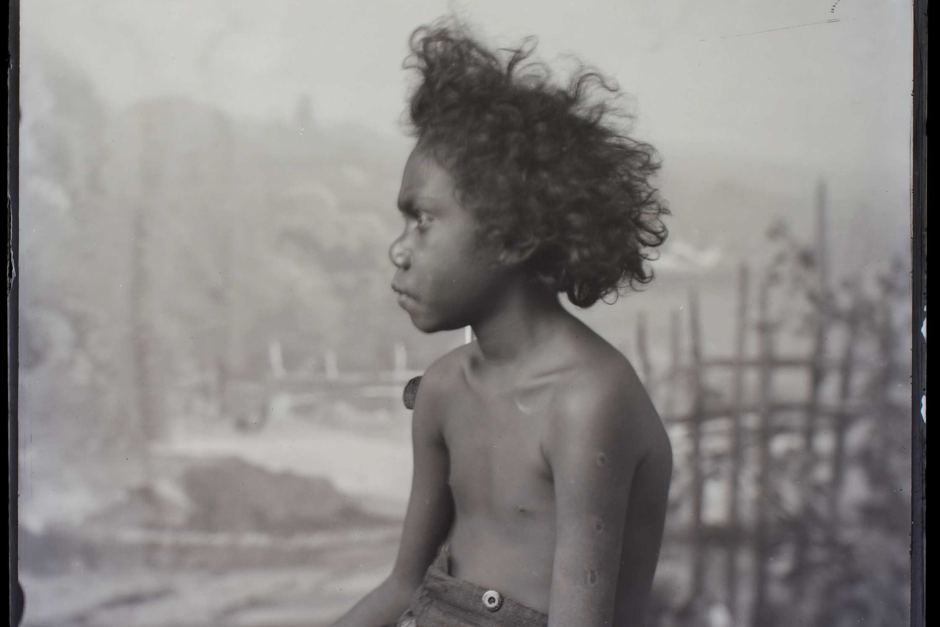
[391,283,417,298]
[391,284,420,308]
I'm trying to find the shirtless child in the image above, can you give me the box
[333,21,672,627]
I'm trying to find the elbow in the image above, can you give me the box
[382,571,422,607]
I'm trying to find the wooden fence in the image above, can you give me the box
[635,192,905,625]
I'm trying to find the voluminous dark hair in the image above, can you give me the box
[405,20,670,308]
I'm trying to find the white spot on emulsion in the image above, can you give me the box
[922,306,926,424]
[513,386,555,415]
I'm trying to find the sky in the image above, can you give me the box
[23,0,912,178]
[20,0,915,280]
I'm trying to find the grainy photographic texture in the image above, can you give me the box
[15,2,914,626]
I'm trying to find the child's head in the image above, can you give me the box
[401,20,669,309]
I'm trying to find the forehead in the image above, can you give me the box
[398,147,459,208]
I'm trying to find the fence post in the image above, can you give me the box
[687,290,706,601]
[751,276,776,625]
[725,263,749,620]
[325,349,339,381]
[394,342,408,376]
[876,300,898,403]
[829,294,861,529]
[636,311,654,397]
[663,309,682,419]
[794,180,831,596]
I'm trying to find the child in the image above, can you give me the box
[333,20,672,627]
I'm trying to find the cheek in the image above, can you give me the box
[438,261,505,318]
[436,244,498,288]
[413,224,503,303]
[418,253,500,321]
[421,234,482,280]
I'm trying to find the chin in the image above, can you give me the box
[408,312,463,335]
[411,318,449,334]
[405,311,440,334]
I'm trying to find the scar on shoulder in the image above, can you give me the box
[586,568,599,586]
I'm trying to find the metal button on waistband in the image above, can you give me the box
[482,589,503,611]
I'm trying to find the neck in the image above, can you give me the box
[470,279,566,364]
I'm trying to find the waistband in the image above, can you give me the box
[404,544,549,627]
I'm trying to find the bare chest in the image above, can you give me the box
[442,386,556,519]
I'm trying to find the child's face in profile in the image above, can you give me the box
[390,146,507,333]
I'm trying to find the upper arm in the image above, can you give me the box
[614,431,672,624]
[389,363,455,587]
[546,364,665,627]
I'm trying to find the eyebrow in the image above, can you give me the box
[398,196,439,216]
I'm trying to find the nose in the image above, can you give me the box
[388,233,412,270]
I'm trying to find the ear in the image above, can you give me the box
[497,238,539,266]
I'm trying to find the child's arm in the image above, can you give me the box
[331,369,454,627]
[546,364,671,627]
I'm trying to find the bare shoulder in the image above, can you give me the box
[410,342,473,412]
[548,339,671,472]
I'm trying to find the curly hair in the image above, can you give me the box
[404,20,669,308]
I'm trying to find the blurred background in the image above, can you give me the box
[17,1,913,625]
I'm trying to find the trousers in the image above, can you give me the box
[391,545,549,627]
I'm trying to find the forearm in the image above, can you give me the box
[546,554,622,621]
[330,575,416,627]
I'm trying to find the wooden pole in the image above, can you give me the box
[687,290,706,601]
[829,298,860,530]
[878,303,898,396]
[670,309,682,373]
[393,342,408,376]
[130,112,166,486]
[751,276,776,626]
[725,263,749,619]
[636,311,654,398]
[664,309,681,419]
[794,179,831,595]
[325,349,339,381]
[874,300,898,437]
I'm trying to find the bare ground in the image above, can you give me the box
[19,416,413,627]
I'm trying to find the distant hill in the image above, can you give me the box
[657,145,909,277]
